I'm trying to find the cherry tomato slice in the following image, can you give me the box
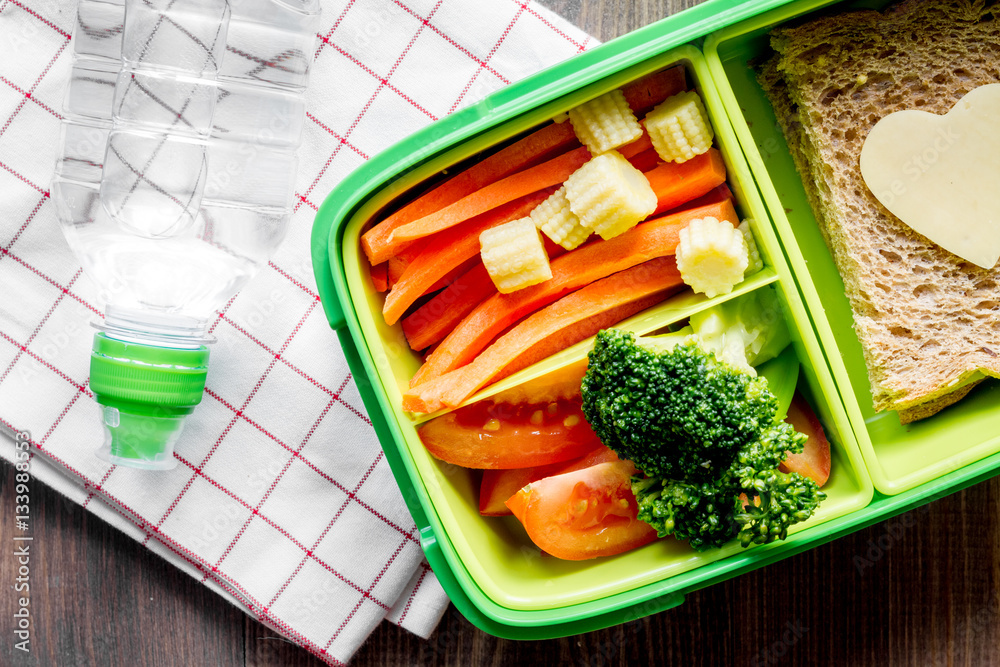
[505,460,658,560]
[780,394,832,487]
[417,398,602,469]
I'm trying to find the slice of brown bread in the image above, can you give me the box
[759,0,1000,422]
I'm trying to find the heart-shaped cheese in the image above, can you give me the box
[860,83,1000,269]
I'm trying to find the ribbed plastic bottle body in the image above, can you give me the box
[51,0,320,468]
[53,0,319,339]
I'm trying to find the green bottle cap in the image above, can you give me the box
[90,332,210,470]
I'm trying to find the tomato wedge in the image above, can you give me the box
[417,398,602,469]
[479,446,620,516]
[780,394,832,487]
[505,460,659,560]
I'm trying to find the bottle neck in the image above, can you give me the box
[99,305,216,349]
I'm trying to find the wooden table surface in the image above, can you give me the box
[4,1,1000,665]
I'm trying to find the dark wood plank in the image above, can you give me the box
[0,460,246,666]
[6,2,1000,666]
[537,0,705,41]
[347,480,1000,667]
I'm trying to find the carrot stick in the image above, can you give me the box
[402,264,495,351]
[382,205,566,294]
[491,289,680,385]
[627,147,661,173]
[622,66,687,116]
[387,240,429,289]
[401,256,684,414]
[618,130,652,160]
[646,148,728,215]
[384,132,653,294]
[362,122,580,265]
[671,183,733,211]
[389,147,591,247]
[401,241,570,352]
[409,198,737,386]
[425,258,480,295]
[382,190,553,326]
[387,245,477,294]
[370,262,388,292]
[363,67,685,266]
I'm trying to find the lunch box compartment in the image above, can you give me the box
[704,0,1000,495]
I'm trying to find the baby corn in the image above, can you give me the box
[563,151,657,241]
[675,216,748,298]
[738,220,764,276]
[643,90,714,164]
[568,89,643,155]
[530,186,592,251]
[480,217,553,293]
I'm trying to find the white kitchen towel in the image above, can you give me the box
[0,0,593,663]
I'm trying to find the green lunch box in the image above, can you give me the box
[310,0,1000,638]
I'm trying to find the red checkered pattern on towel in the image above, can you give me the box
[0,1,593,663]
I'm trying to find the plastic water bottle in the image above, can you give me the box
[52,0,320,469]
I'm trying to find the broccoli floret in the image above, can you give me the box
[581,289,825,552]
[632,476,743,551]
[631,421,822,550]
[582,332,777,481]
[731,466,825,547]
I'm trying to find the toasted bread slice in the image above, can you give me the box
[759,0,1000,422]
